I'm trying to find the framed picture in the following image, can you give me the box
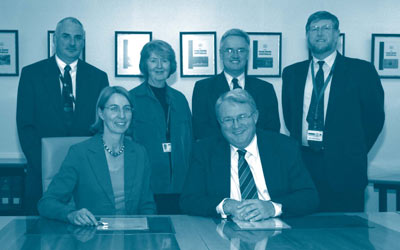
[308,33,345,59]
[180,32,217,77]
[371,34,400,78]
[47,30,85,61]
[247,32,281,77]
[115,31,152,77]
[0,30,19,76]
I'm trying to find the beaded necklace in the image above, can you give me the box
[102,139,125,157]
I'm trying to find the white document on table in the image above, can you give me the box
[97,217,149,231]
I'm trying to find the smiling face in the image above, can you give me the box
[54,19,85,64]
[307,19,339,59]
[218,100,258,149]
[220,35,249,77]
[146,52,171,87]
[99,93,132,136]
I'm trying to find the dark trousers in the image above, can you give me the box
[154,193,181,215]
[301,147,364,212]
[24,170,42,215]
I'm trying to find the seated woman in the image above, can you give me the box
[38,86,156,226]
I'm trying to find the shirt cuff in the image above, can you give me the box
[271,201,282,217]
[216,198,229,219]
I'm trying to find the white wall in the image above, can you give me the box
[1,0,399,210]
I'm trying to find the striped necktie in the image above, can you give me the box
[238,149,258,200]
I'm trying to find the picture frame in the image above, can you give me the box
[0,30,19,76]
[371,34,400,78]
[115,31,152,77]
[308,33,345,59]
[47,30,85,61]
[247,32,282,77]
[180,32,217,77]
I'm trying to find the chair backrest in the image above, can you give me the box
[41,137,90,192]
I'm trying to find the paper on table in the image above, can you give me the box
[232,217,291,230]
[97,217,149,231]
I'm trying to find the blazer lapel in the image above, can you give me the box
[325,53,346,131]
[123,139,136,207]
[43,57,64,119]
[257,133,280,196]
[293,60,311,140]
[212,137,231,197]
[87,136,115,205]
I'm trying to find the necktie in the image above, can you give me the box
[238,150,257,200]
[232,78,241,89]
[306,60,325,150]
[62,65,74,127]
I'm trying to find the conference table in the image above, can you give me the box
[1,212,400,249]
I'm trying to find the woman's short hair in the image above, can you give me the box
[215,88,257,121]
[139,40,177,78]
[90,86,133,134]
[306,11,339,31]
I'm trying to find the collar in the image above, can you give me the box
[55,55,78,74]
[230,134,259,159]
[224,71,245,89]
[312,50,337,69]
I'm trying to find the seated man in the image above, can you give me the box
[180,89,318,221]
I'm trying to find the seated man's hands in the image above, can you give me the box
[67,208,98,226]
[223,199,275,221]
[237,200,275,221]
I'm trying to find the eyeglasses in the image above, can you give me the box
[308,25,335,33]
[220,112,254,127]
[223,48,248,55]
[104,105,133,115]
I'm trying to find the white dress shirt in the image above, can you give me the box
[224,72,245,90]
[55,55,78,108]
[216,135,282,218]
[302,51,337,146]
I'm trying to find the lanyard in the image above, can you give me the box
[310,60,335,104]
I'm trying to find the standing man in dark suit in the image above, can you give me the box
[282,11,385,212]
[16,17,109,214]
[192,28,280,140]
[181,89,318,220]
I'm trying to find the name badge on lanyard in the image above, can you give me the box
[307,130,323,142]
[162,142,172,153]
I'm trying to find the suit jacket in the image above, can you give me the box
[180,130,319,217]
[38,135,156,222]
[192,72,280,140]
[16,56,109,207]
[129,82,193,194]
[282,53,385,194]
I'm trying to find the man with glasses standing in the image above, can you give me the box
[192,28,280,140]
[181,89,318,220]
[17,17,109,214]
[282,11,384,212]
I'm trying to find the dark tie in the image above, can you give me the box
[62,65,74,127]
[307,60,325,150]
[238,150,257,200]
[232,78,241,89]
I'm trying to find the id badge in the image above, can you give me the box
[307,130,323,142]
[162,142,172,153]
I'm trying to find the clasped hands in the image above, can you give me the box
[223,199,275,222]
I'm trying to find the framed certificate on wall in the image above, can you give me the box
[0,30,19,76]
[180,32,217,77]
[115,31,152,77]
[371,33,400,78]
[247,32,282,77]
